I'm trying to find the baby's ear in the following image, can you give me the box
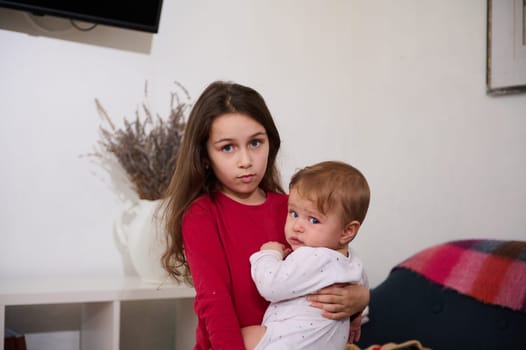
[341,221,360,245]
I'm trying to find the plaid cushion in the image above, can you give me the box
[395,239,526,312]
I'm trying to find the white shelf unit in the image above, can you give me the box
[0,277,195,350]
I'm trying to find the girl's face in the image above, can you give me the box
[207,112,269,204]
[285,188,347,254]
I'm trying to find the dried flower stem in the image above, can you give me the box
[94,81,190,200]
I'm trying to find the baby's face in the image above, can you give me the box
[285,188,345,251]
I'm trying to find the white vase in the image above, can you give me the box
[114,199,170,284]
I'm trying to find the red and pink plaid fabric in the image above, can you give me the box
[395,239,526,313]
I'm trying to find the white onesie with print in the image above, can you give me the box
[250,246,366,350]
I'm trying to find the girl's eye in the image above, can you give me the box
[221,144,234,152]
[289,210,298,218]
[309,217,320,224]
[249,139,262,148]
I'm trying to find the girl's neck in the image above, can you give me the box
[219,187,267,205]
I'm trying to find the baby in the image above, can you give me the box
[243,160,370,350]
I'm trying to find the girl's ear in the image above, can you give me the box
[340,220,360,245]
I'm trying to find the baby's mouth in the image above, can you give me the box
[289,237,303,246]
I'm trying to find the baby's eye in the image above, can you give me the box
[249,139,262,148]
[309,217,320,224]
[289,210,298,218]
[221,144,234,152]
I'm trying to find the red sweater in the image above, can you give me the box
[182,191,289,350]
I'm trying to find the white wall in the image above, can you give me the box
[1,0,525,348]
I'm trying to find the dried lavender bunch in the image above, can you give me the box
[95,82,190,200]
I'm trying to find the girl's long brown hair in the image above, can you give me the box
[161,81,284,284]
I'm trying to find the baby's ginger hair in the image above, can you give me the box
[289,161,370,226]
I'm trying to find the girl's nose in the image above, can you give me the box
[237,148,252,168]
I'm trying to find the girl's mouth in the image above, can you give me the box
[239,174,254,183]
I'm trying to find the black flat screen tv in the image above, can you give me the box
[0,0,164,33]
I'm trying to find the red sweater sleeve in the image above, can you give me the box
[183,198,246,350]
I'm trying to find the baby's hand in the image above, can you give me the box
[260,241,291,258]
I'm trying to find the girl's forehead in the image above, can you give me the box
[212,112,261,126]
[209,113,266,139]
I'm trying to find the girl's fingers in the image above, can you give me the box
[309,297,348,320]
[314,283,347,295]
[307,293,340,304]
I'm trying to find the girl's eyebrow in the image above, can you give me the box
[211,137,234,145]
[212,131,267,145]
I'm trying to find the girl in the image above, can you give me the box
[161,81,369,349]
